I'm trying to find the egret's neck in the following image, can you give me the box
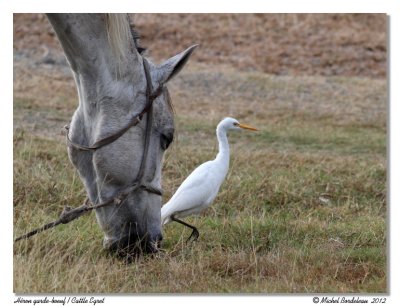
[216,126,230,163]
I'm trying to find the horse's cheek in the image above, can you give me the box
[92,147,137,185]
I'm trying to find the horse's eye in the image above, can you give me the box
[160,132,174,150]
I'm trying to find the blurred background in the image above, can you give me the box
[14,14,386,78]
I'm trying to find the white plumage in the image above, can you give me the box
[161,117,258,241]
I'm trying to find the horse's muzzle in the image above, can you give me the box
[104,230,163,257]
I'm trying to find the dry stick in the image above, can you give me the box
[14,181,144,242]
[14,202,91,242]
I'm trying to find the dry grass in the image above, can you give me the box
[13,13,386,293]
[13,60,386,293]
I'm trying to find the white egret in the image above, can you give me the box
[161,117,258,241]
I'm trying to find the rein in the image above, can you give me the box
[15,58,164,242]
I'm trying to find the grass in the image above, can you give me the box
[13,62,386,293]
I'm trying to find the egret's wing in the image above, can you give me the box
[172,162,214,197]
[162,161,219,216]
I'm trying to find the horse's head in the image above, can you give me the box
[47,14,197,254]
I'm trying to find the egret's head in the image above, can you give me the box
[219,117,259,132]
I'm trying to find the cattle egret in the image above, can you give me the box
[161,117,258,241]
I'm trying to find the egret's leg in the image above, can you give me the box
[171,215,200,242]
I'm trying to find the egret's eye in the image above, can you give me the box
[233,122,239,126]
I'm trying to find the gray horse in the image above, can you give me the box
[46,14,197,254]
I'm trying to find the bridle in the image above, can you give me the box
[65,57,164,199]
[14,57,167,243]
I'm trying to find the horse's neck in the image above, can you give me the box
[46,14,139,78]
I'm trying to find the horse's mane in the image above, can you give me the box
[105,14,145,62]
[104,14,174,111]
[128,18,146,54]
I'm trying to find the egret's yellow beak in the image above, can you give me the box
[238,123,259,131]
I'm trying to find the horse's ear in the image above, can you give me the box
[156,44,198,83]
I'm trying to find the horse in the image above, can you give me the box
[46,13,197,254]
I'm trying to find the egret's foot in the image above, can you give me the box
[170,215,200,243]
[186,228,199,242]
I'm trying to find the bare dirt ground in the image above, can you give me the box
[13,13,386,78]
